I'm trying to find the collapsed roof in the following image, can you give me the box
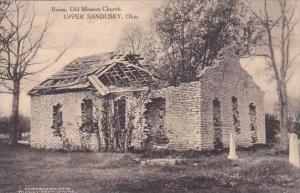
[28,52,154,96]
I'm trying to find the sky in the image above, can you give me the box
[0,0,299,116]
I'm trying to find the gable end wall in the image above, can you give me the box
[199,59,266,149]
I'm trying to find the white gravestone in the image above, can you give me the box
[228,131,238,160]
[289,133,299,168]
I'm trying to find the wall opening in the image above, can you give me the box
[249,103,258,143]
[52,103,62,136]
[101,98,111,151]
[231,96,241,135]
[100,96,132,152]
[80,99,95,133]
[144,97,168,148]
[114,97,127,151]
[212,99,223,149]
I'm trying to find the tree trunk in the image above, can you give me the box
[18,129,22,140]
[276,81,289,151]
[8,80,20,145]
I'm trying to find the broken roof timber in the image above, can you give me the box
[108,86,149,93]
[122,61,154,80]
[88,75,109,96]
[28,52,154,96]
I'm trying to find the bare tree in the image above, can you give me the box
[0,1,72,145]
[117,25,144,55]
[0,0,12,94]
[117,24,159,70]
[247,0,299,150]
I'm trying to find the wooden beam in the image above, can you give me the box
[88,75,109,96]
[133,68,147,81]
[104,73,113,85]
[108,86,149,93]
[121,64,137,82]
[95,63,116,77]
[121,61,155,79]
[112,66,126,83]
[118,64,134,83]
[106,70,119,82]
[34,80,82,89]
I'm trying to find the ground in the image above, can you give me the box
[0,137,300,193]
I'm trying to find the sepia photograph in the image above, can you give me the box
[0,0,299,192]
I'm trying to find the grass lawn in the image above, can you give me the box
[0,139,300,193]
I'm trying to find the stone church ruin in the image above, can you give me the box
[29,51,266,151]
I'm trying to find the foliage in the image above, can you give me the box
[151,0,263,84]
[126,104,136,150]
[265,114,280,145]
[294,122,300,136]
[116,0,263,85]
[0,115,30,134]
[288,96,300,122]
[100,97,111,151]
[98,95,135,152]
[265,113,300,145]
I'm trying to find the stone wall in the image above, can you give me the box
[31,55,265,151]
[31,90,145,151]
[151,82,202,150]
[198,56,266,149]
[31,91,103,150]
[149,56,266,150]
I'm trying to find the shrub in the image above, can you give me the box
[0,115,30,134]
[265,114,280,145]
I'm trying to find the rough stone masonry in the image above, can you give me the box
[30,52,266,151]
